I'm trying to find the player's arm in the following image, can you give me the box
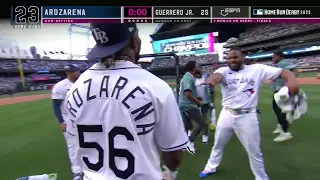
[155,90,189,172]
[182,78,202,105]
[291,68,298,77]
[261,64,299,95]
[51,86,65,125]
[206,68,225,86]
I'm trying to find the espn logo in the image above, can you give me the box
[253,9,264,15]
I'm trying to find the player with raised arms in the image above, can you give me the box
[64,23,189,180]
[199,48,299,180]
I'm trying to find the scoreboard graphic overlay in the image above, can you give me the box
[10,6,320,28]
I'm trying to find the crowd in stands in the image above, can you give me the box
[2,23,320,94]
[0,76,21,93]
[0,59,98,72]
[150,54,220,68]
[1,53,320,93]
[226,24,320,46]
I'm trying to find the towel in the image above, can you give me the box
[274,86,308,123]
[16,173,57,180]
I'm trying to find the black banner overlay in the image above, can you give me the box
[212,7,250,18]
[251,7,320,18]
[123,7,152,18]
[153,6,211,18]
[153,18,211,23]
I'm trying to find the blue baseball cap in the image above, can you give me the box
[87,23,137,60]
[64,64,79,72]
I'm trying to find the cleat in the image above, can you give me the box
[186,142,195,155]
[199,170,215,178]
[273,132,293,142]
[272,124,282,134]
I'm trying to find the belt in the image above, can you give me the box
[224,107,257,115]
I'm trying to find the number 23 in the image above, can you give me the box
[78,125,135,179]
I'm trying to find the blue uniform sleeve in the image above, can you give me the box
[52,99,64,124]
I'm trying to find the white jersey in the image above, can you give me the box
[51,78,73,121]
[64,61,188,180]
[195,77,206,100]
[215,64,283,109]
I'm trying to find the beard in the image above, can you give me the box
[228,63,243,71]
[134,52,140,63]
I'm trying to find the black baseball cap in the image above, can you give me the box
[87,23,137,60]
[64,64,79,72]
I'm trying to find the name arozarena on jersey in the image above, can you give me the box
[66,75,155,136]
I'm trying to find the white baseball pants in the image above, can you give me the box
[204,108,269,180]
[63,132,82,174]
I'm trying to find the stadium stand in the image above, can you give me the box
[1,53,319,93]
[225,24,320,47]
[1,23,320,95]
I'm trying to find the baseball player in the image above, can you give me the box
[63,23,189,180]
[199,48,299,179]
[179,61,208,155]
[271,50,297,142]
[51,64,82,179]
[194,72,217,131]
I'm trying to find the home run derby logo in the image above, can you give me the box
[243,88,255,97]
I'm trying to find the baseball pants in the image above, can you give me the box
[182,108,208,142]
[203,108,269,180]
[201,103,217,126]
[63,132,82,174]
[272,92,289,132]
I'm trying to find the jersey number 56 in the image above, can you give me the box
[78,125,135,179]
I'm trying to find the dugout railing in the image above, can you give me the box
[139,53,180,102]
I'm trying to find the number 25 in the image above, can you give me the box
[201,9,209,16]
[78,125,135,179]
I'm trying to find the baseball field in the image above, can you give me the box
[0,75,319,180]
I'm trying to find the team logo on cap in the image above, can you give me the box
[64,65,71,70]
[92,28,109,44]
[128,27,134,32]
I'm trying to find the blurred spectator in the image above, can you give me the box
[150,54,219,68]
[226,24,320,46]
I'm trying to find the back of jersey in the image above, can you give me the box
[65,62,188,180]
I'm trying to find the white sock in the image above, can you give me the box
[187,130,192,137]
[202,135,208,143]
[211,109,216,126]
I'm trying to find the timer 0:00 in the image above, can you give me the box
[128,8,148,16]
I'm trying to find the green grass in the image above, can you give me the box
[0,85,319,180]
[298,72,317,77]
[0,90,51,99]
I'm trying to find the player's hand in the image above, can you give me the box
[287,79,300,95]
[197,97,203,101]
[204,80,215,87]
[198,100,204,106]
[61,123,67,132]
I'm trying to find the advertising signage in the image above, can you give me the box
[152,32,218,56]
